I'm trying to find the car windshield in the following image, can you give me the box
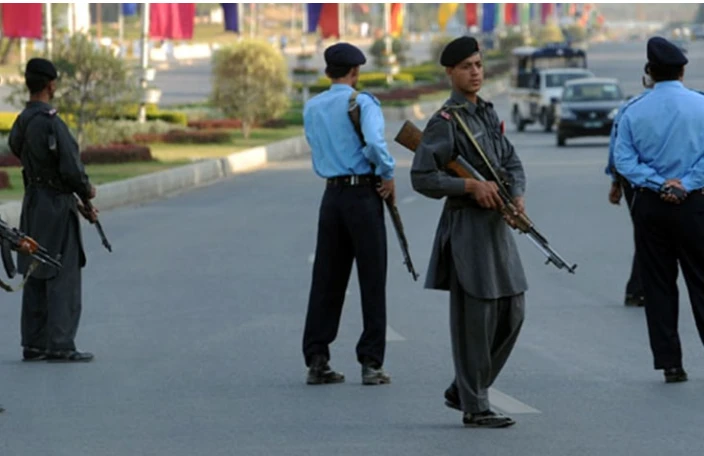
[562,83,623,101]
[545,73,592,88]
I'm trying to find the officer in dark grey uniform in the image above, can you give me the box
[614,37,704,383]
[411,36,527,428]
[301,43,395,386]
[8,58,97,363]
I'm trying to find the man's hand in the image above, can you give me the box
[89,185,97,199]
[661,178,687,204]
[609,182,622,205]
[466,179,504,210]
[503,196,525,229]
[77,199,99,223]
[377,178,395,204]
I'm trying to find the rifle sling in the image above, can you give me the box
[0,260,39,293]
[450,110,511,197]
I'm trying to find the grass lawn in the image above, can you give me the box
[149,126,303,162]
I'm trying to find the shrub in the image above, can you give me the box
[81,120,188,147]
[211,38,290,139]
[0,112,18,134]
[0,154,20,167]
[0,170,9,189]
[369,37,411,67]
[81,144,153,164]
[187,119,243,130]
[133,129,232,144]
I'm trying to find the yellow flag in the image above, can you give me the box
[437,3,459,32]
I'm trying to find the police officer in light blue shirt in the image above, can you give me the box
[613,36,704,384]
[301,42,394,387]
[605,64,654,308]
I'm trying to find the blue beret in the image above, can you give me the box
[647,36,688,67]
[25,58,57,79]
[441,36,480,67]
[324,42,366,68]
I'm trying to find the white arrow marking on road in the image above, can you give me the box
[386,325,406,341]
[489,388,541,415]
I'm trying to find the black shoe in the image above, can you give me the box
[0,404,4,413]
[45,350,94,363]
[444,385,461,411]
[624,294,645,307]
[306,355,344,385]
[361,364,391,385]
[664,367,688,383]
[22,347,47,362]
[463,410,516,428]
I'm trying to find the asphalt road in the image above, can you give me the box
[2,38,704,455]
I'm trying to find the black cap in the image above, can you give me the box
[324,42,366,69]
[647,36,688,67]
[440,36,480,67]
[25,57,57,80]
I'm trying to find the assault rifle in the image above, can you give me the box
[394,119,577,275]
[0,217,62,291]
[348,92,419,281]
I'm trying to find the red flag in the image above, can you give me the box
[465,4,478,27]
[318,3,339,39]
[149,3,196,40]
[505,3,518,25]
[1,3,43,39]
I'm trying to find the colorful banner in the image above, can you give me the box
[437,3,459,32]
[505,3,518,25]
[221,3,239,33]
[391,3,404,37]
[540,3,554,24]
[306,3,339,38]
[465,3,478,27]
[481,3,496,33]
[149,3,196,40]
[520,3,530,26]
[1,3,43,39]
[122,3,138,16]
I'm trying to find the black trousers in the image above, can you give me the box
[632,190,704,370]
[302,184,387,367]
[623,183,643,298]
[21,214,82,353]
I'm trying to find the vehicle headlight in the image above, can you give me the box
[607,108,619,120]
[560,109,577,120]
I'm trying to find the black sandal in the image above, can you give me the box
[463,410,516,428]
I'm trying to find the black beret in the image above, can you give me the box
[647,36,688,67]
[25,57,57,80]
[324,42,366,68]
[440,36,480,67]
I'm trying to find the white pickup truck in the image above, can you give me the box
[509,67,595,132]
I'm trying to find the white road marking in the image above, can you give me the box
[400,196,417,204]
[489,388,541,415]
[386,325,406,341]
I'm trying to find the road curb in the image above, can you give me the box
[0,76,509,229]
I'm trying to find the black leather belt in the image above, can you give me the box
[27,176,71,193]
[326,174,379,188]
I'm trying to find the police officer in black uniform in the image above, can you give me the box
[8,58,97,363]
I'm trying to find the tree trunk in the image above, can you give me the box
[242,121,252,139]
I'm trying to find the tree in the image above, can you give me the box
[5,33,138,148]
[211,39,290,139]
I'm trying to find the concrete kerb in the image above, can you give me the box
[0,76,509,229]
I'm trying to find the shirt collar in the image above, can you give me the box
[448,90,486,115]
[330,83,355,92]
[653,80,684,90]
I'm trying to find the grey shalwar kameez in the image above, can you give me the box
[410,90,528,414]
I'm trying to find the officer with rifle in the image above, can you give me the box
[8,58,98,363]
[407,36,534,429]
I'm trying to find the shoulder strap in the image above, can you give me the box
[347,90,366,146]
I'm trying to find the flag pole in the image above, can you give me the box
[138,3,151,124]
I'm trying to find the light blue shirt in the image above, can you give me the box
[605,89,652,182]
[614,81,704,192]
[303,83,395,180]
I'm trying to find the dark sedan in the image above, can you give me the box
[555,77,627,146]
